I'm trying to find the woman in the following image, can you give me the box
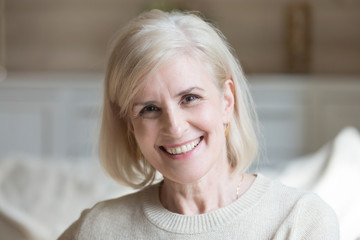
[59,9,338,239]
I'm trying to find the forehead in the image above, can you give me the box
[135,55,218,99]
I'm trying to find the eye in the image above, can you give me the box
[139,105,160,117]
[181,94,201,105]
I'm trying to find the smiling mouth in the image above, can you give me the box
[160,137,203,155]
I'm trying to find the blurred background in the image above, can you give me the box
[0,0,360,239]
[2,0,360,74]
[1,0,359,161]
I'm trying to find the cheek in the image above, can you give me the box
[132,118,156,136]
[192,102,224,131]
[132,120,158,151]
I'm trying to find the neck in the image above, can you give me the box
[159,170,247,215]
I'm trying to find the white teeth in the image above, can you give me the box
[164,138,201,155]
[181,145,187,152]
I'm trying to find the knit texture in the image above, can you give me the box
[58,174,339,239]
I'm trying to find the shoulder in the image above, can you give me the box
[85,185,155,223]
[269,177,337,216]
[266,176,338,221]
[58,185,158,239]
[93,189,143,213]
[261,176,339,239]
[255,174,309,206]
[291,192,339,239]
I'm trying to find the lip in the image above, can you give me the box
[161,137,202,149]
[159,136,203,157]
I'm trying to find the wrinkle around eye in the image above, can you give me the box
[181,94,202,105]
[138,105,161,118]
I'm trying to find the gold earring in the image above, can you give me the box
[136,147,143,160]
[225,123,230,137]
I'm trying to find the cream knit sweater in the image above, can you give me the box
[58,174,339,239]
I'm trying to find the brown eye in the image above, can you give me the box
[182,94,201,104]
[139,105,160,116]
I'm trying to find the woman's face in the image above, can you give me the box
[129,55,234,184]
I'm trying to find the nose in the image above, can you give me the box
[161,105,187,138]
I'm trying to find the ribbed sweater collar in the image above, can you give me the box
[142,174,271,234]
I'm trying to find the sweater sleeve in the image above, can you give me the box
[292,193,339,240]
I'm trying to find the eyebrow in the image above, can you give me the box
[176,87,205,97]
[132,87,205,110]
[132,100,157,112]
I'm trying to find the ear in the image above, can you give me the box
[222,79,235,124]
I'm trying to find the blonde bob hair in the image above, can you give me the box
[99,9,258,188]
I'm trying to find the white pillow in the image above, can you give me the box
[278,127,360,240]
[0,155,134,240]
